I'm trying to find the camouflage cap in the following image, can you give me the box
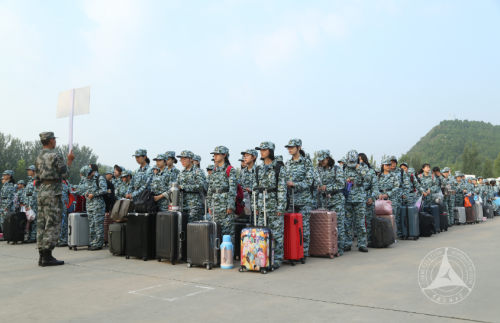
[346,150,359,168]
[165,151,176,159]
[211,146,229,156]
[153,153,168,161]
[477,176,483,180]
[381,158,392,166]
[442,167,450,173]
[399,162,408,167]
[285,138,302,148]
[25,165,35,171]
[206,165,215,171]
[193,155,201,162]
[408,167,415,175]
[104,168,113,175]
[120,170,132,178]
[390,156,397,162]
[275,155,283,162]
[338,158,345,164]
[80,165,92,177]
[316,150,331,161]
[2,170,14,176]
[238,158,244,162]
[17,180,25,184]
[114,165,126,172]
[177,150,194,159]
[241,149,258,157]
[256,141,275,151]
[455,171,461,176]
[39,132,56,141]
[374,167,381,173]
[132,149,147,157]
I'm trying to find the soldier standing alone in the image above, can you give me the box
[35,132,75,267]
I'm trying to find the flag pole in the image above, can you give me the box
[69,88,75,153]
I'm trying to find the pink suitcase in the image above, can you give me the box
[309,207,339,259]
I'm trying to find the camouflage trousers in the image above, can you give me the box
[365,202,375,245]
[345,202,367,248]
[0,211,5,231]
[28,204,38,241]
[185,196,204,223]
[88,201,105,248]
[392,199,402,238]
[444,195,455,225]
[155,196,170,212]
[294,205,311,257]
[257,211,284,266]
[422,194,433,207]
[455,193,464,207]
[57,209,68,245]
[37,195,64,251]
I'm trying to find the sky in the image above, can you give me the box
[1,0,499,171]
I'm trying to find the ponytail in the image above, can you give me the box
[145,157,150,165]
[224,156,231,165]
[299,148,306,157]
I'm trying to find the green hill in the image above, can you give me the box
[399,120,500,175]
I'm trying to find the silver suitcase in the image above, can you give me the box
[68,213,90,250]
[474,203,483,223]
[453,207,466,224]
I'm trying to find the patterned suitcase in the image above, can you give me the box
[239,189,274,274]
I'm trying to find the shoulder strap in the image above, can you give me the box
[334,165,338,176]
[226,165,233,178]
[145,166,153,177]
[95,175,100,189]
[275,163,282,189]
[255,166,259,185]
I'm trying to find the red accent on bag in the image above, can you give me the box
[226,166,245,215]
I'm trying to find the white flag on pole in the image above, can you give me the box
[56,86,90,152]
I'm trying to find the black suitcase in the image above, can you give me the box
[3,212,27,244]
[371,216,395,248]
[186,198,221,270]
[440,213,449,232]
[234,222,251,259]
[156,211,188,265]
[109,223,126,256]
[125,213,156,261]
[419,212,435,237]
[483,205,494,219]
[424,205,440,233]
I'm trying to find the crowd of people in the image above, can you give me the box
[1,134,499,269]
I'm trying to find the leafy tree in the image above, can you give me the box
[312,151,318,168]
[482,158,493,178]
[369,154,377,169]
[15,159,27,183]
[462,143,482,175]
[410,153,422,171]
[493,152,500,177]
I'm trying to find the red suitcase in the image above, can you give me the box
[284,189,305,266]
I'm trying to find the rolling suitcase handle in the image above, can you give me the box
[253,187,269,226]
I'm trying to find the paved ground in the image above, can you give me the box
[1,218,498,323]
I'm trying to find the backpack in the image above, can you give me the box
[225,166,245,216]
[134,189,158,213]
[96,175,116,213]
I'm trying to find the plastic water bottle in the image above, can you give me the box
[220,235,234,269]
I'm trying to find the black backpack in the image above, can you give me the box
[134,189,158,213]
[371,216,395,248]
[96,176,115,213]
[419,212,435,237]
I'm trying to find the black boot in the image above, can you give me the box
[41,250,64,267]
[358,246,369,253]
[344,246,351,252]
[38,249,43,267]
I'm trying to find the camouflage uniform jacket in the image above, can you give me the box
[126,165,153,198]
[317,165,346,207]
[195,166,208,192]
[252,159,287,214]
[35,148,70,197]
[112,178,122,197]
[167,166,181,183]
[344,164,369,204]
[285,155,314,206]
[207,163,238,211]
[62,181,69,207]
[24,177,38,208]
[75,174,107,204]
[0,182,16,212]
[415,173,438,194]
[377,172,400,202]
[115,181,130,200]
[17,188,26,205]
[240,165,257,191]
[364,168,380,201]
[151,168,171,196]
[391,169,410,200]
[177,166,204,210]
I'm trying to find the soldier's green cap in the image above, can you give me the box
[165,151,176,158]
[25,165,35,171]
[177,150,194,158]
[132,149,147,157]
[256,141,275,151]
[241,149,258,157]
[39,132,56,141]
[408,167,415,175]
[2,170,14,176]
[193,155,201,162]
[399,162,408,167]
[17,180,25,184]
[317,150,331,161]
[275,155,283,162]
[206,165,215,171]
[442,167,450,173]
[285,138,302,148]
[80,165,92,177]
[104,168,113,175]
[211,146,229,156]
[390,156,397,161]
[381,158,392,165]
[153,153,168,161]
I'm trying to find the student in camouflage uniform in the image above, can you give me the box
[359,153,379,246]
[440,167,455,225]
[316,150,347,255]
[151,153,172,211]
[0,170,16,231]
[405,168,420,206]
[35,132,74,266]
[113,165,126,197]
[343,150,369,252]
[206,165,214,190]
[454,172,466,207]
[285,139,314,257]
[253,142,287,268]
[389,157,409,238]
[116,171,132,200]
[415,164,438,206]
[125,149,153,202]
[57,180,70,247]
[17,180,26,206]
[377,158,400,234]
[76,166,107,250]
[240,149,259,215]
[171,151,204,222]
[207,146,237,244]
[24,165,38,243]
[165,151,180,182]
[193,155,208,191]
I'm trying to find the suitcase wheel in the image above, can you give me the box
[142,257,147,261]
[261,269,267,274]
[329,254,334,259]
[290,261,295,266]
[74,247,77,251]
[206,264,212,270]
[414,237,418,241]
[69,246,72,250]
[171,261,175,265]
[126,255,130,259]
[238,267,244,272]
[300,258,306,264]
[157,258,161,262]
[187,262,192,268]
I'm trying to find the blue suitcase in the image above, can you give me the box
[400,206,419,240]
[425,205,440,233]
